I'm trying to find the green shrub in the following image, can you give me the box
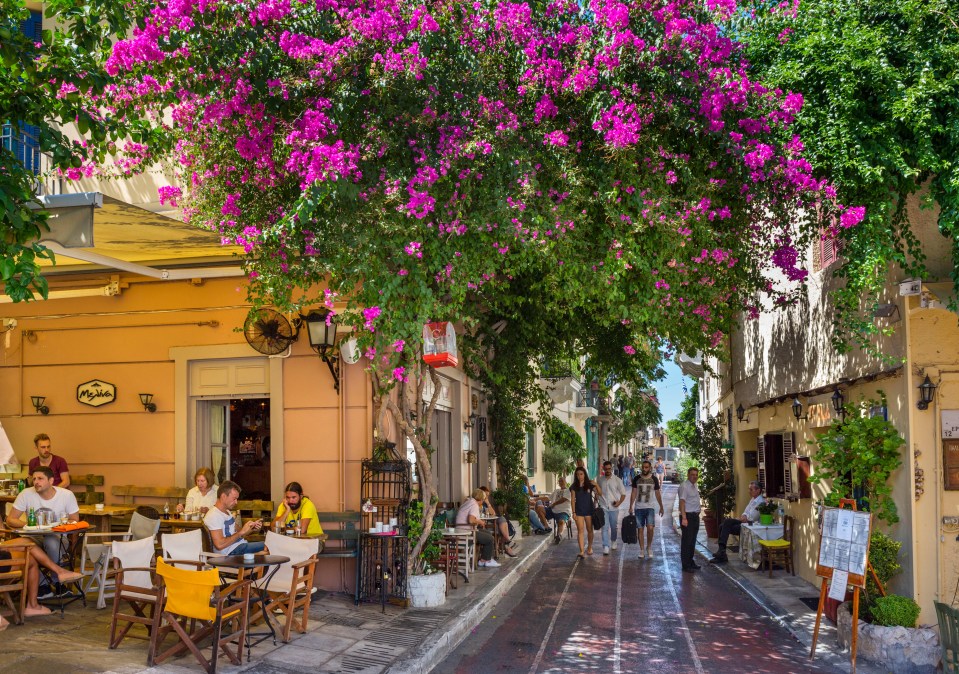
[870,595,920,628]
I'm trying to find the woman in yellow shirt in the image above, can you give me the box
[272,481,324,536]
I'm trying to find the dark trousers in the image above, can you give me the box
[680,512,700,569]
[717,518,742,550]
[476,530,494,561]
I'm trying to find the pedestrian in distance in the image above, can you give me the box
[629,459,664,560]
[570,467,602,558]
[623,451,636,487]
[678,467,702,573]
[655,456,666,483]
[596,461,627,555]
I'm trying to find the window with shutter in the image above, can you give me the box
[2,11,42,175]
[760,433,786,497]
[757,437,766,493]
[526,429,535,477]
[783,432,795,496]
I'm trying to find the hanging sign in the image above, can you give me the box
[76,379,117,407]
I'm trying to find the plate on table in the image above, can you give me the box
[22,524,54,532]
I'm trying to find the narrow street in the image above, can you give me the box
[434,485,842,674]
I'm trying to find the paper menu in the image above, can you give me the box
[829,570,850,601]
[818,508,872,579]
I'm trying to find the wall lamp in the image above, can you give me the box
[917,375,937,410]
[303,309,340,393]
[791,397,808,422]
[736,403,747,423]
[831,388,845,417]
[30,396,49,415]
[464,412,478,430]
[139,393,157,413]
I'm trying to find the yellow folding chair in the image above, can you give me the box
[148,558,251,673]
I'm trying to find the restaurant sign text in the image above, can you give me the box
[76,379,117,407]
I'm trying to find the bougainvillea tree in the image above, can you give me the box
[97,0,862,568]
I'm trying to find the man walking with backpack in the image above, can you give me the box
[596,460,627,555]
[629,460,664,560]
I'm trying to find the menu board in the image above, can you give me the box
[816,507,872,585]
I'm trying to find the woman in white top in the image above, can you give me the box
[176,467,218,514]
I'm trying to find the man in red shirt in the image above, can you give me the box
[28,434,70,488]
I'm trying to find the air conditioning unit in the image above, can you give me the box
[899,279,922,296]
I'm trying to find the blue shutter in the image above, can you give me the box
[21,10,43,41]
[3,11,43,174]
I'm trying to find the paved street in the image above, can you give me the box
[435,485,842,674]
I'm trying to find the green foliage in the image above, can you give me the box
[868,530,903,599]
[405,500,444,575]
[756,500,779,515]
[542,417,585,476]
[665,383,699,451]
[870,595,920,629]
[686,414,735,515]
[733,0,959,353]
[675,452,700,483]
[809,394,905,524]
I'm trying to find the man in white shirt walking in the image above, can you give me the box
[629,460,664,560]
[596,461,626,555]
[710,481,765,564]
[678,467,702,573]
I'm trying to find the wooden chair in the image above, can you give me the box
[253,531,321,642]
[0,542,32,625]
[435,536,458,593]
[108,536,160,648]
[148,558,251,674]
[70,474,105,505]
[935,600,959,673]
[758,515,794,578]
[81,511,160,609]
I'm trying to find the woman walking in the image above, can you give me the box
[570,467,602,558]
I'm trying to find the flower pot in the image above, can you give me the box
[836,600,939,672]
[703,511,719,538]
[759,513,774,525]
[408,572,447,608]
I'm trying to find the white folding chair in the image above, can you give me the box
[82,511,160,609]
[108,536,160,648]
[161,529,234,577]
[256,532,320,641]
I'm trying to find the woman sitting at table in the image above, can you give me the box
[455,489,501,568]
[176,467,218,515]
[0,536,83,619]
[271,482,324,536]
[479,486,517,557]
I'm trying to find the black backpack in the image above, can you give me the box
[621,514,638,544]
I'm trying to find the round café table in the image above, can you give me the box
[208,554,290,661]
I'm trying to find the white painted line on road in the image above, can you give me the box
[660,518,706,674]
[614,539,625,673]
[528,556,581,674]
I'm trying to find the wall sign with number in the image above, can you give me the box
[943,411,959,439]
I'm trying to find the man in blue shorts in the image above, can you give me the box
[629,460,664,560]
[547,477,572,542]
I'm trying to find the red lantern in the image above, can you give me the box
[422,322,458,368]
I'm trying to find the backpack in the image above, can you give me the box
[621,514,638,544]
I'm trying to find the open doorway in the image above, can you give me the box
[197,397,272,501]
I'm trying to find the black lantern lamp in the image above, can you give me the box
[304,309,340,392]
[464,412,478,430]
[736,403,745,423]
[791,397,807,422]
[917,375,937,410]
[139,393,157,413]
[831,388,845,416]
[30,395,49,415]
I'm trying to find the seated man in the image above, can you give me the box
[0,536,83,618]
[6,465,81,565]
[203,480,265,555]
[272,481,324,536]
[523,476,551,534]
[547,477,572,541]
[455,488,499,568]
[710,481,765,564]
[479,486,517,557]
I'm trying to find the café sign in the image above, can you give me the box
[76,379,116,407]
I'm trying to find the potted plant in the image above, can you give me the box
[405,500,447,607]
[756,500,778,525]
[685,415,734,538]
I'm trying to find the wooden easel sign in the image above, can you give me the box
[809,500,881,673]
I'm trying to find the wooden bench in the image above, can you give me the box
[316,511,361,605]
[112,485,190,505]
[70,474,105,505]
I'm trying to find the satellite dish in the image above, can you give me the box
[340,336,361,364]
[244,308,296,355]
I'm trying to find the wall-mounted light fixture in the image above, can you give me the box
[139,393,157,413]
[464,412,478,430]
[791,397,808,422]
[736,403,746,423]
[30,396,49,415]
[303,309,340,393]
[831,388,845,417]
[917,375,937,410]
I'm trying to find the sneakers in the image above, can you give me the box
[479,559,501,568]
[637,549,645,560]
[611,541,618,551]
[603,546,610,556]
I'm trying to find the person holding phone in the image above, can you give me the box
[203,480,265,555]
[272,482,324,536]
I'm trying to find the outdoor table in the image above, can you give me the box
[739,523,785,570]
[443,528,475,582]
[77,504,137,533]
[208,554,290,662]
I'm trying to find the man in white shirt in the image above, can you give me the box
[596,461,626,555]
[629,460,665,560]
[7,465,81,563]
[548,477,572,541]
[204,481,264,555]
[678,467,702,573]
[710,481,765,565]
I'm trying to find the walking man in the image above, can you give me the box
[596,461,626,555]
[629,460,664,559]
[710,481,765,564]
[623,451,636,486]
[678,467,702,573]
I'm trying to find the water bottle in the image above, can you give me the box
[777,505,785,524]
[163,502,170,520]
[17,479,25,493]
[27,507,36,527]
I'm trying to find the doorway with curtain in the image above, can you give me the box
[196,397,272,500]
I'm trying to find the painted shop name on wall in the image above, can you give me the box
[76,379,116,407]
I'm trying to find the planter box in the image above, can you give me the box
[836,601,940,673]
[408,572,447,608]
[703,512,719,539]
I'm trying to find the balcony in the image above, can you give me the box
[537,360,583,404]
[572,389,601,420]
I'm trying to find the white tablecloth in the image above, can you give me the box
[739,523,784,569]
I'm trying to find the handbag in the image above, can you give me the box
[591,508,605,531]
[621,514,638,544]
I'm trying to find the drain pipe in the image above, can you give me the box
[42,241,245,280]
